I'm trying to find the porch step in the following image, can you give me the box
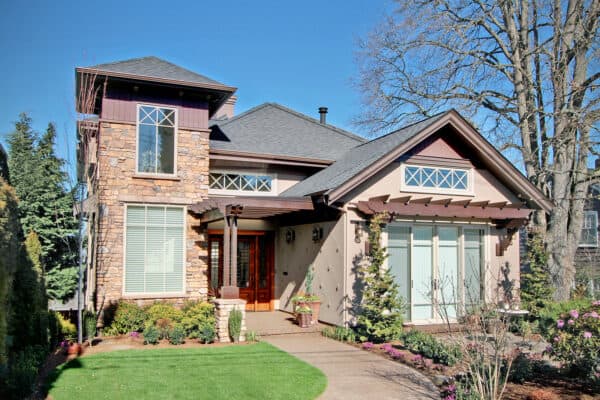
[245,311,326,337]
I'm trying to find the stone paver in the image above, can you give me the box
[264,333,438,400]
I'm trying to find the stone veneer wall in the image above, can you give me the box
[94,121,210,308]
[214,299,247,343]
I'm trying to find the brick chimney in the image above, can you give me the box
[215,95,237,119]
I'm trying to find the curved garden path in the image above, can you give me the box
[264,333,438,400]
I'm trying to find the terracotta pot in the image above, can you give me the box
[68,343,82,356]
[308,301,321,325]
[297,313,312,328]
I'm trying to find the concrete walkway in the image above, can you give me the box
[264,333,438,400]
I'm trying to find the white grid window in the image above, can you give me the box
[137,105,176,174]
[209,172,273,193]
[579,211,598,248]
[402,165,471,194]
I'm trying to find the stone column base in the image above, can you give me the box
[214,298,247,343]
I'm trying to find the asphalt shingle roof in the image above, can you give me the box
[85,56,227,86]
[281,112,448,197]
[209,103,366,161]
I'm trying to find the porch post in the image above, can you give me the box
[223,216,230,286]
[230,216,238,287]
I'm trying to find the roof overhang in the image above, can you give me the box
[209,148,334,168]
[189,196,314,223]
[75,67,237,117]
[327,110,553,213]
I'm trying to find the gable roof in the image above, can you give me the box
[282,110,553,212]
[209,103,366,162]
[80,56,233,90]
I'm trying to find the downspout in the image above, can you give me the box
[342,208,348,327]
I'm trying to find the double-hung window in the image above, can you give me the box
[137,105,176,175]
[579,210,598,247]
[125,205,185,294]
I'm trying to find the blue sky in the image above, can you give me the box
[0,0,393,177]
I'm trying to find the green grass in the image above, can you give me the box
[45,342,327,400]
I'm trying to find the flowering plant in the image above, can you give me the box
[547,302,600,380]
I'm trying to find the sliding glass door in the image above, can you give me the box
[387,224,485,323]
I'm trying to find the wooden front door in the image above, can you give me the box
[208,232,274,311]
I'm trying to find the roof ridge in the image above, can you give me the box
[86,55,156,69]
[355,111,449,149]
[210,103,273,127]
[267,102,366,143]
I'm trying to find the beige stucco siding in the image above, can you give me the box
[275,219,346,326]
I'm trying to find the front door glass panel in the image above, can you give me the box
[237,240,250,288]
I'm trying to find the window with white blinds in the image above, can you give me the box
[125,205,185,294]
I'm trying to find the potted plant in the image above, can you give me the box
[296,305,313,328]
[304,265,321,325]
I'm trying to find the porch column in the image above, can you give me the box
[230,216,238,287]
[223,216,230,286]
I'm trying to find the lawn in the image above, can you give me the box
[45,342,327,400]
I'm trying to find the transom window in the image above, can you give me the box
[209,172,273,193]
[402,164,471,194]
[579,210,598,247]
[137,105,176,175]
[125,205,184,294]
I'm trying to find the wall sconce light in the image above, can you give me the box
[354,222,362,243]
[285,228,295,244]
[312,226,323,242]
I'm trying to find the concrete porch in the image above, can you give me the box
[245,311,325,336]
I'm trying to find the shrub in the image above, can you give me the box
[355,213,405,343]
[400,330,461,366]
[228,308,242,342]
[83,311,96,340]
[168,325,186,345]
[156,318,174,340]
[1,345,47,400]
[545,301,600,380]
[321,326,356,343]
[245,330,258,342]
[538,298,592,337]
[144,302,183,328]
[198,323,216,344]
[143,325,160,345]
[56,313,76,341]
[104,302,147,335]
[180,301,215,339]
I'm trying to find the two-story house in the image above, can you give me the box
[76,57,552,327]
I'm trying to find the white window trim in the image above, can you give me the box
[579,210,598,248]
[384,221,489,324]
[400,163,474,196]
[135,103,178,177]
[122,203,187,297]
[208,169,278,196]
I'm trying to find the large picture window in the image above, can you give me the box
[125,205,184,294]
[579,210,598,247]
[401,164,472,195]
[137,105,176,174]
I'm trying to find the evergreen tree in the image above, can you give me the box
[7,114,78,300]
[521,231,553,317]
[356,213,405,343]
[0,144,9,182]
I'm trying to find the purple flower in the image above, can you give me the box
[362,342,374,350]
[592,300,600,306]
[568,319,575,325]
[557,319,565,328]
[424,359,433,368]
[412,354,423,363]
[130,331,140,338]
[583,331,592,339]
[554,336,560,342]
[381,343,393,351]
[590,311,599,319]
[545,345,553,353]
[569,309,579,319]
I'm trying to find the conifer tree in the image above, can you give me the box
[7,114,78,300]
[521,231,553,317]
[356,212,405,343]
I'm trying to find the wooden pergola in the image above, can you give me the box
[189,196,314,298]
[355,195,532,256]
